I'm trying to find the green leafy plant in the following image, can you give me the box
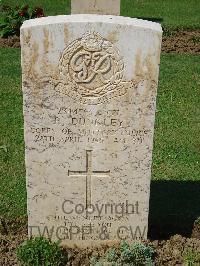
[190,36,200,44]
[105,248,119,262]
[183,248,200,266]
[120,242,155,266]
[0,5,44,38]
[194,217,200,225]
[16,237,67,266]
[162,25,176,37]
[91,241,155,266]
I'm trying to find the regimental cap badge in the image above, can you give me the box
[55,31,126,105]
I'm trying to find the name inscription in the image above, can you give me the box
[29,106,150,145]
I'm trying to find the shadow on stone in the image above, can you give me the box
[148,180,200,240]
[137,17,163,23]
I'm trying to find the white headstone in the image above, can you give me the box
[21,15,162,247]
[71,0,120,15]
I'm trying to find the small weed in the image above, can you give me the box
[16,237,67,266]
[183,248,200,266]
[162,26,176,37]
[194,217,200,225]
[190,36,200,44]
[120,242,155,266]
[91,241,155,266]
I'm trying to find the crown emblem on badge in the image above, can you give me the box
[81,31,104,51]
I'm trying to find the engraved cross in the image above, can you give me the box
[68,150,110,210]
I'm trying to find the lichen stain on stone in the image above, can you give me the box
[134,50,145,80]
[25,41,39,81]
[134,51,156,129]
[43,28,50,53]
[156,40,162,66]
[145,54,157,82]
[64,25,69,45]
[142,65,154,104]
[41,57,59,80]
[107,30,118,43]
[23,29,31,47]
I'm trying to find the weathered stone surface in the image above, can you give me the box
[71,0,120,15]
[21,15,162,247]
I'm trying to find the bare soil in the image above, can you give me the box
[66,235,200,266]
[0,218,200,266]
[162,29,200,54]
[0,30,200,54]
[0,217,27,266]
[0,35,20,48]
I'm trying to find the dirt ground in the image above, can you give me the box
[0,217,200,266]
[0,30,200,54]
[162,29,200,54]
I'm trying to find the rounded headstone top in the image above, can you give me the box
[21,14,162,33]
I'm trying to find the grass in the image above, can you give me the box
[0,48,26,218]
[1,0,200,29]
[153,54,200,181]
[121,0,200,30]
[0,49,199,219]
